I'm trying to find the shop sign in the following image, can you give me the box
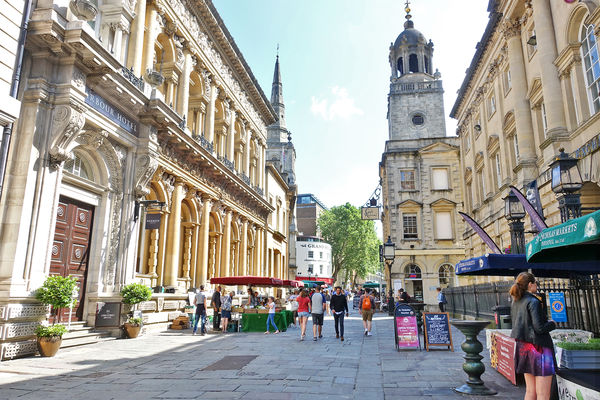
[394,304,420,350]
[145,213,162,230]
[495,333,517,385]
[573,133,600,160]
[85,87,139,136]
[361,206,380,220]
[95,302,121,327]
[423,312,453,351]
[549,292,568,323]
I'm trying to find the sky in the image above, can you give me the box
[212,0,490,210]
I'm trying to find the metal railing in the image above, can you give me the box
[121,67,145,92]
[445,276,600,335]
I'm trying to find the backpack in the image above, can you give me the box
[362,296,371,310]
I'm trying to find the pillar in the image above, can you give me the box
[220,209,232,277]
[127,0,147,75]
[570,60,591,123]
[165,179,184,286]
[244,128,251,176]
[532,0,567,136]
[197,197,212,285]
[227,110,236,161]
[143,5,159,73]
[205,85,217,143]
[240,219,248,275]
[504,20,537,182]
[177,51,192,119]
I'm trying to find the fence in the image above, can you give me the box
[445,276,600,336]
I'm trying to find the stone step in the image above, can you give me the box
[61,331,116,348]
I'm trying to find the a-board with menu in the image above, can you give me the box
[394,304,420,351]
[423,312,453,351]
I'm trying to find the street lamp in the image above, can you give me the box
[550,148,583,222]
[503,191,526,254]
[383,236,395,315]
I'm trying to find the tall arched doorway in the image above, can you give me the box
[404,264,423,302]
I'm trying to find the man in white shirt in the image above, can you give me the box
[193,285,207,335]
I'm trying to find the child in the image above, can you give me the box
[265,296,279,334]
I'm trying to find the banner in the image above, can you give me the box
[458,212,502,254]
[510,186,547,233]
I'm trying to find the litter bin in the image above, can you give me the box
[492,305,512,329]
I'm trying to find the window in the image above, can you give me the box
[308,251,314,259]
[513,135,520,163]
[412,114,424,126]
[478,170,486,200]
[64,154,92,180]
[400,170,416,190]
[527,28,537,57]
[474,116,481,137]
[488,94,496,117]
[409,54,419,73]
[432,168,449,190]
[571,72,581,123]
[319,252,323,259]
[424,55,430,74]
[435,212,452,239]
[439,264,455,287]
[405,264,422,279]
[308,264,314,274]
[465,133,471,152]
[503,69,512,94]
[582,24,600,113]
[466,182,473,210]
[319,265,323,274]
[403,214,418,239]
[541,102,548,136]
[495,153,502,189]
[397,57,404,75]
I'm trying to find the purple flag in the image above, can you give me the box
[509,185,547,233]
[458,212,502,254]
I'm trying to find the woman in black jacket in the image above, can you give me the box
[510,272,556,400]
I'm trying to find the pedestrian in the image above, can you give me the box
[330,286,349,341]
[296,289,311,340]
[221,290,233,333]
[310,286,327,341]
[265,296,280,334]
[437,287,448,312]
[288,289,299,326]
[510,272,556,400]
[247,287,258,307]
[360,289,376,336]
[192,285,207,335]
[397,288,410,303]
[325,289,332,315]
[211,285,221,331]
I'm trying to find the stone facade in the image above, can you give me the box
[451,0,600,277]
[0,0,291,359]
[380,11,465,307]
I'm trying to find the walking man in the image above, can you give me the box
[211,285,221,331]
[192,285,207,335]
[310,286,328,341]
[360,289,376,336]
[437,287,447,312]
[330,286,349,341]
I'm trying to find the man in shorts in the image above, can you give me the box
[310,286,328,341]
[360,289,376,336]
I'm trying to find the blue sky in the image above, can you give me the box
[212,0,489,209]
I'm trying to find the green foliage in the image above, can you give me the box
[120,283,152,305]
[556,340,600,350]
[127,317,142,326]
[35,275,78,309]
[317,203,381,284]
[35,324,67,337]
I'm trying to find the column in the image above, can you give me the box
[182,226,193,281]
[571,61,591,122]
[197,197,212,285]
[165,179,184,286]
[127,0,147,74]
[143,5,159,73]
[244,128,251,176]
[559,71,578,131]
[205,85,217,143]
[177,51,192,118]
[220,209,232,277]
[227,110,236,161]
[532,0,567,136]
[504,20,537,181]
[240,219,248,276]
[113,24,124,62]
[259,143,265,189]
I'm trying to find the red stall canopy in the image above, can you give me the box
[282,280,303,288]
[209,276,283,287]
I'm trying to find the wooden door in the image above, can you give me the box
[50,196,94,322]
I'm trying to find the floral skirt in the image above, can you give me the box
[515,340,555,376]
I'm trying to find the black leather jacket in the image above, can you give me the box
[510,292,556,349]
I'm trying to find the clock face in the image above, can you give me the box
[412,114,425,126]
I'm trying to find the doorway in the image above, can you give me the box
[50,196,94,322]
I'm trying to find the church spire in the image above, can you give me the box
[270,48,286,130]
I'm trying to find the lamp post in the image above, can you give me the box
[383,236,396,315]
[550,148,583,222]
[503,191,526,254]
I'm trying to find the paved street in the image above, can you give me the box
[0,313,525,399]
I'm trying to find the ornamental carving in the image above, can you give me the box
[502,19,521,39]
[134,154,159,198]
[49,105,86,169]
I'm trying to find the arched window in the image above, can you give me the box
[404,264,421,279]
[397,57,404,75]
[424,55,430,74]
[409,54,419,73]
[439,264,455,287]
[581,24,600,114]
[64,153,93,180]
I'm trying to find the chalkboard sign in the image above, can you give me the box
[394,304,420,351]
[95,302,121,327]
[423,312,453,351]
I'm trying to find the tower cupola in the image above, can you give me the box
[389,2,435,80]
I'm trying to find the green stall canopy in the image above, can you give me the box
[303,281,325,288]
[526,209,600,263]
[362,282,386,288]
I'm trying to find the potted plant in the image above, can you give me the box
[555,338,600,369]
[120,283,152,338]
[34,275,78,357]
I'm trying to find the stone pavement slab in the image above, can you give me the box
[0,311,526,399]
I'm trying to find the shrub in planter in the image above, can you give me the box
[120,283,153,306]
[123,317,143,339]
[34,276,77,357]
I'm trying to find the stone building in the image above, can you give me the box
[451,0,600,271]
[296,193,327,237]
[379,8,464,306]
[0,0,289,359]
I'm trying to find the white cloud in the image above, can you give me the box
[310,86,364,120]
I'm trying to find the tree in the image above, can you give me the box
[318,203,381,286]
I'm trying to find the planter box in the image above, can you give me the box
[557,348,600,369]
